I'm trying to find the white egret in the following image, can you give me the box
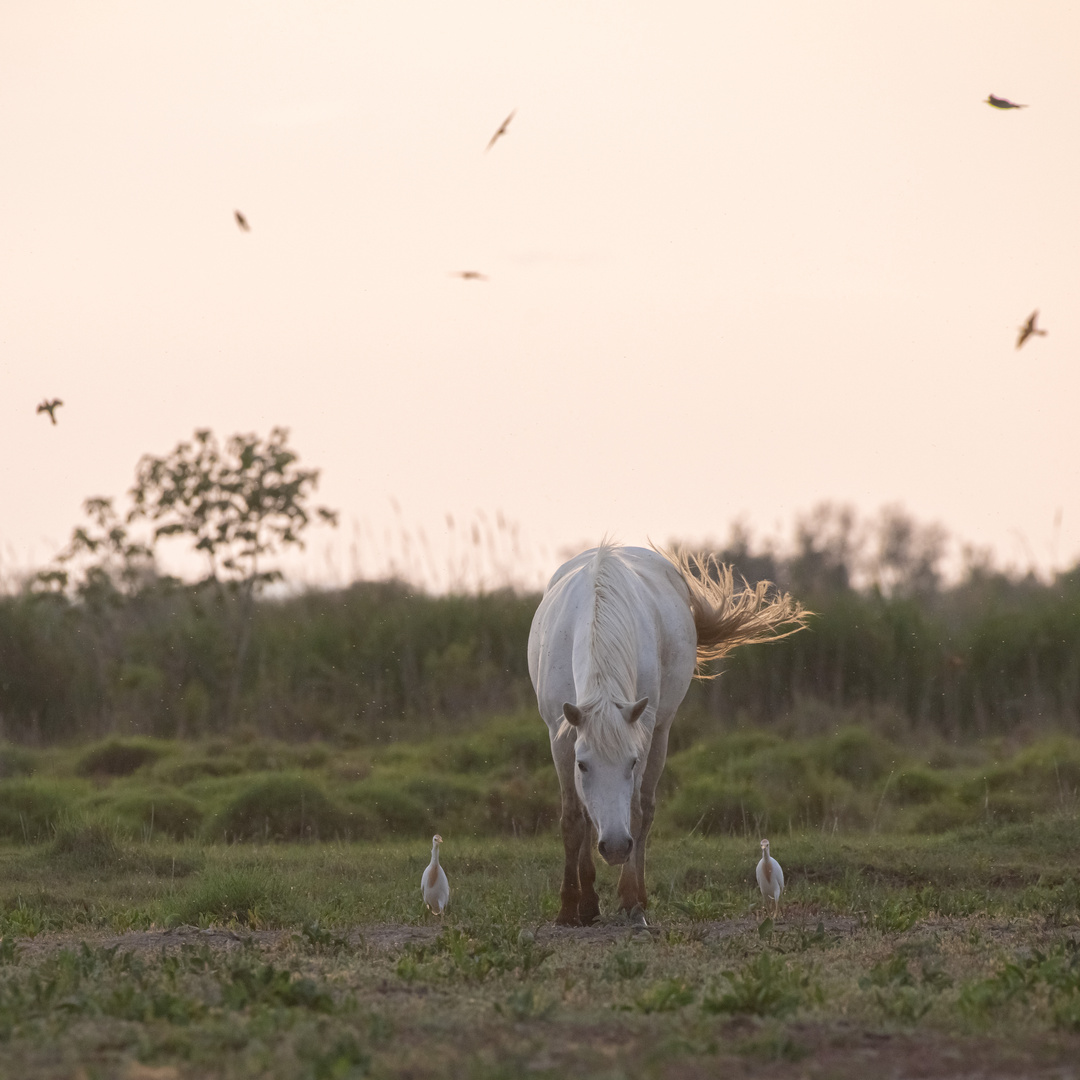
[756,838,784,917]
[421,834,450,915]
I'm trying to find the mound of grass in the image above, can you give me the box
[893,767,951,804]
[153,753,246,785]
[0,779,75,842]
[49,818,128,872]
[343,780,427,837]
[76,737,171,777]
[100,787,204,839]
[213,774,349,841]
[172,865,316,927]
[664,734,872,835]
[814,726,899,787]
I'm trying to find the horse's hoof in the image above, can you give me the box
[629,904,648,928]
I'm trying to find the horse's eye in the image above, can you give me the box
[577,761,588,773]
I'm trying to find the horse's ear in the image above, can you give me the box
[617,697,649,725]
[562,703,583,727]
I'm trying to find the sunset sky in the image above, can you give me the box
[3,1,1078,591]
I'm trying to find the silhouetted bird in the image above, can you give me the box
[485,110,516,152]
[37,399,63,425]
[1017,311,1047,349]
[234,210,251,231]
[985,94,1027,109]
[450,271,489,281]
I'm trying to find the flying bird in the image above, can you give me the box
[234,210,251,232]
[756,838,784,918]
[1016,310,1047,349]
[450,271,489,281]
[421,834,450,915]
[36,399,63,425]
[985,94,1027,110]
[485,109,516,152]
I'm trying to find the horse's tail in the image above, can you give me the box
[659,546,811,678]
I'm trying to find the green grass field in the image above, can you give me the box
[2,718,1080,1077]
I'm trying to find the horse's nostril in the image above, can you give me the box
[597,840,608,859]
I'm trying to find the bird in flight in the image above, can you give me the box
[985,94,1027,110]
[1016,310,1047,349]
[234,209,251,231]
[486,109,516,152]
[37,398,63,425]
[450,271,489,281]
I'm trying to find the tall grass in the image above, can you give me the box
[2,501,1079,744]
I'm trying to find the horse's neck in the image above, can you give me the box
[580,556,639,701]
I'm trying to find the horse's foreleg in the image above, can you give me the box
[557,798,591,925]
[619,724,670,916]
[617,788,645,916]
[577,821,600,924]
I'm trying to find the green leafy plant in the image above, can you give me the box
[702,952,812,1018]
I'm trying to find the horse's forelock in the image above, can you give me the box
[556,698,649,760]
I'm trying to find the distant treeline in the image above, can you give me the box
[2,505,1079,744]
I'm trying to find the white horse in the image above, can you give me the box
[528,543,806,925]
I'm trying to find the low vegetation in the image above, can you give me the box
[2,716,1079,849]
[0,719,1078,1074]
[0,821,1078,1077]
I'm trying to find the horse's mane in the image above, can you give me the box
[557,543,650,760]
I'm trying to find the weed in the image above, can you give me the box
[673,889,723,921]
[869,896,922,933]
[222,956,335,1012]
[634,978,695,1013]
[702,952,812,1018]
[295,920,352,954]
[495,986,555,1020]
[606,949,648,981]
[297,1030,371,1079]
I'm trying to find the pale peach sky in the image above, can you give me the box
[2,1,1078,591]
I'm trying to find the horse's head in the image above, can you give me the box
[561,696,649,865]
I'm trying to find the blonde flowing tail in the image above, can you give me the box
[660,547,811,677]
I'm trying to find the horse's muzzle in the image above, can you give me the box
[597,835,634,865]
